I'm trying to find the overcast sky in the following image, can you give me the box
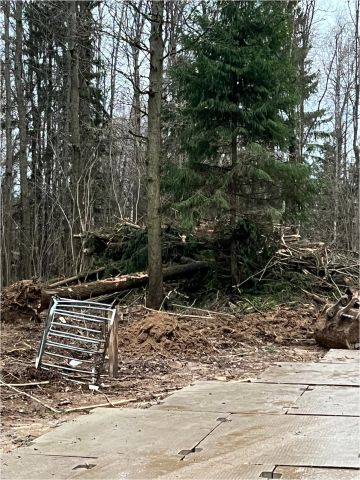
[314,0,355,33]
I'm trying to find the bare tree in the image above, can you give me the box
[352,0,359,231]
[308,6,359,250]
[14,2,31,278]
[1,0,13,285]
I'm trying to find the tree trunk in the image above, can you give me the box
[230,135,239,284]
[61,2,76,271]
[1,0,13,286]
[43,47,54,278]
[353,0,359,251]
[146,0,164,309]
[78,1,95,271]
[333,43,342,245]
[69,1,82,271]
[108,4,122,221]
[14,2,31,279]
[130,5,145,224]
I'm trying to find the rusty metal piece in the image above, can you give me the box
[35,296,116,384]
[315,290,359,349]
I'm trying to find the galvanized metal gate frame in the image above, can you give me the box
[35,296,116,384]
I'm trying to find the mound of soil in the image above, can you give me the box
[119,313,213,356]
[240,307,316,345]
[118,305,318,360]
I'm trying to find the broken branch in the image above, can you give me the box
[63,398,137,413]
[0,380,60,413]
[8,381,50,387]
[47,268,105,288]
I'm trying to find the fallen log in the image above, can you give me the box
[1,262,209,321]
[40,261,209,310]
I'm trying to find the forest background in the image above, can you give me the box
[0,0,358,305]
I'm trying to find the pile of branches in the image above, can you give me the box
[2,220,358,323]
[81,220,278,289]
[80,222,207,275]
[1,222,213,323]
[0,279,43,322]
[240,239,359,295]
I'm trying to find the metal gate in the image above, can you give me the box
[35,296,116,384]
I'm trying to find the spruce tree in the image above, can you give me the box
[168,0,315,282]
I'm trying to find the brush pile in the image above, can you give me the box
[1,221,358,326]
[243,239,359,294]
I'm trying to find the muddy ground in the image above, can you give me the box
[0,302,326,453]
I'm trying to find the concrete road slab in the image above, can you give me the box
[287,385,360,416]
[1,450,190,480]
[3,358,360,480]
[1,408,225,480]
[68,452,185,480]
[182,414,360,468]
[154,381,306,414]
[274,466,360,479]
[253,362,360,386]
[31,408,223,456]
[155,462,277,480]
[1,454,97,480]
[69,454,273,480]
[320,349,360,364]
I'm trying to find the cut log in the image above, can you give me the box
[1,263,209,321]
[314,293,360,349]
[40,262,209,310]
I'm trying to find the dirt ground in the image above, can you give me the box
[0,302,326,453]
